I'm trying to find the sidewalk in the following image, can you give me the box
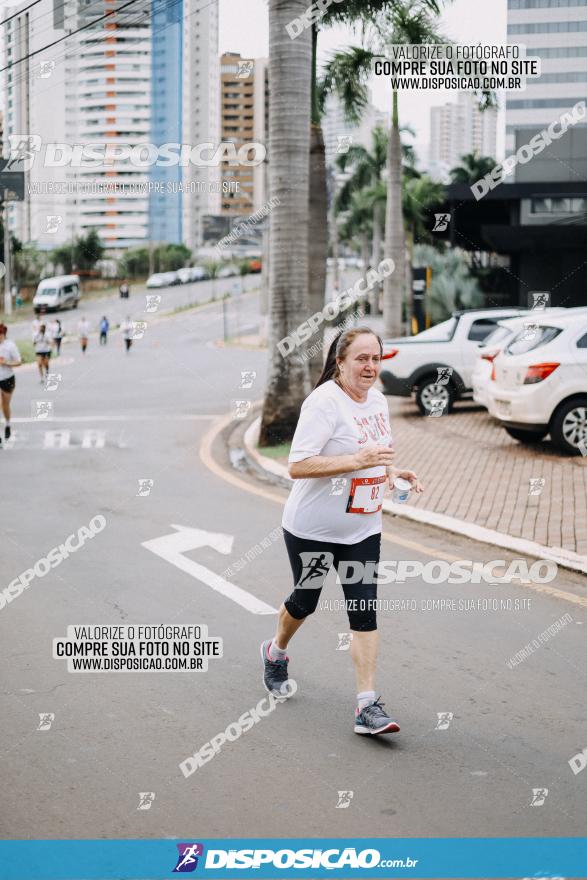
[242,396,587,573]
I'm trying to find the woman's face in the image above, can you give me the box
[337,333,382,394]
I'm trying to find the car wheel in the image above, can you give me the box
[416,378,455,416]
[504,426,547,444]
[550,398,587,455]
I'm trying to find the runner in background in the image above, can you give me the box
[0,323,22,445]
[78,317,90,354]
[261,327,423,736]
[31,316,41,342]
[119,280,130,299]
[121,316,134,353]
[99,316,110,345]
[51,319,64,356]
[33,323,52,385]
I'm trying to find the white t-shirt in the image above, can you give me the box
[78,320,89,337]
[282,380,393,543]
[0,340,21,380]
[33,332,52,353]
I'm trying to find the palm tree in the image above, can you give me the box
[259,0,313,446]
[333,123,418,312]
[334,127,387,312]
[313,1,448,336]
[403,174,446,258]
[375,0,447,336]
[305,2,392,383]
[449,151,498,184]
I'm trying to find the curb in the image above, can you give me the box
[243,416,587,575]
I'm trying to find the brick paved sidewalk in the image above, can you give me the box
[387,397,587,557]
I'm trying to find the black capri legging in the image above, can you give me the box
[283,528,381,632]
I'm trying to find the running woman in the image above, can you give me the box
[121,316,134,353]
[261,327,423,736]
[99,316,109,345]
[0,323,22,444]
[78,317,90,353]
[51,319,64,356]
[33,324,52,384]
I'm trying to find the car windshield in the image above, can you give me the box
[413,317,458,341]
[505,325,562,355]
[39,288,57,297]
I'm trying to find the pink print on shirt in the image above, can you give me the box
[354,412,390,445]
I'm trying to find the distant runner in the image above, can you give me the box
[51,319,64,356]
[121,316,134,353]
[260,327,423,736]
[119,280,130,299]
[0,323,22,445]
[99,316,110,346]
[33,323,52,384]
[78,317,90,354]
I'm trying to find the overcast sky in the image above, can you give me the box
[219,0,508,160]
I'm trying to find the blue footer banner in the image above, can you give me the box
[0,838,585,879]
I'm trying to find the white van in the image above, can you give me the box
[33,275,81,314]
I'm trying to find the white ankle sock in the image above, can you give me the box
[268,640,287,661]
[357,691,376,711]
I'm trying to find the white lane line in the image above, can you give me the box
[142,524,277,616]
[11,414,216,424]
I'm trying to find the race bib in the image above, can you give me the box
[346,475,387,514]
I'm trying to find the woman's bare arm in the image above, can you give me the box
[289,446,395,480]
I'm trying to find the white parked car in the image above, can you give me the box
[472,309,579,409]
[190,266,209,282]
[487,311,587,454]
[146,273,168,289]
[380,308,527,414]
[146,271,180,288]
[177,268,193,284]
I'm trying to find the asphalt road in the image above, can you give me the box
[1,292,586,845]
[6,272,261,343]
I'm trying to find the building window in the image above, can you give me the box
[530,196,587,213]
[509,19,587,32]
[509,0,587,7]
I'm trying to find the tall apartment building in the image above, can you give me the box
[150,0,220,249]
[429,92,498,181]
[219,52,267,217]
[1,0,219,252]
[506,0,587,158]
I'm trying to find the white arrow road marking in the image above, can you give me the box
[142,524,277,615]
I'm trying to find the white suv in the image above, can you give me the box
[487,312,587,454]
[380,308,526,414]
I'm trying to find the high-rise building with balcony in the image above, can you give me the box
[0,0,219,251]
[219,52,267,217]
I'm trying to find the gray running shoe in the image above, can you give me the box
[354,698,400,735]
[260,639,291,696]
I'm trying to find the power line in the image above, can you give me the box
[0,0,146,74]
[0,0,44,27]
[1,0,206,101]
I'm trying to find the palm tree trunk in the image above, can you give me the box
[371,202,382,315]
[308,122,328,383]
[307,24,328,384]
[259,0,313,446]
[383,90,406,336]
